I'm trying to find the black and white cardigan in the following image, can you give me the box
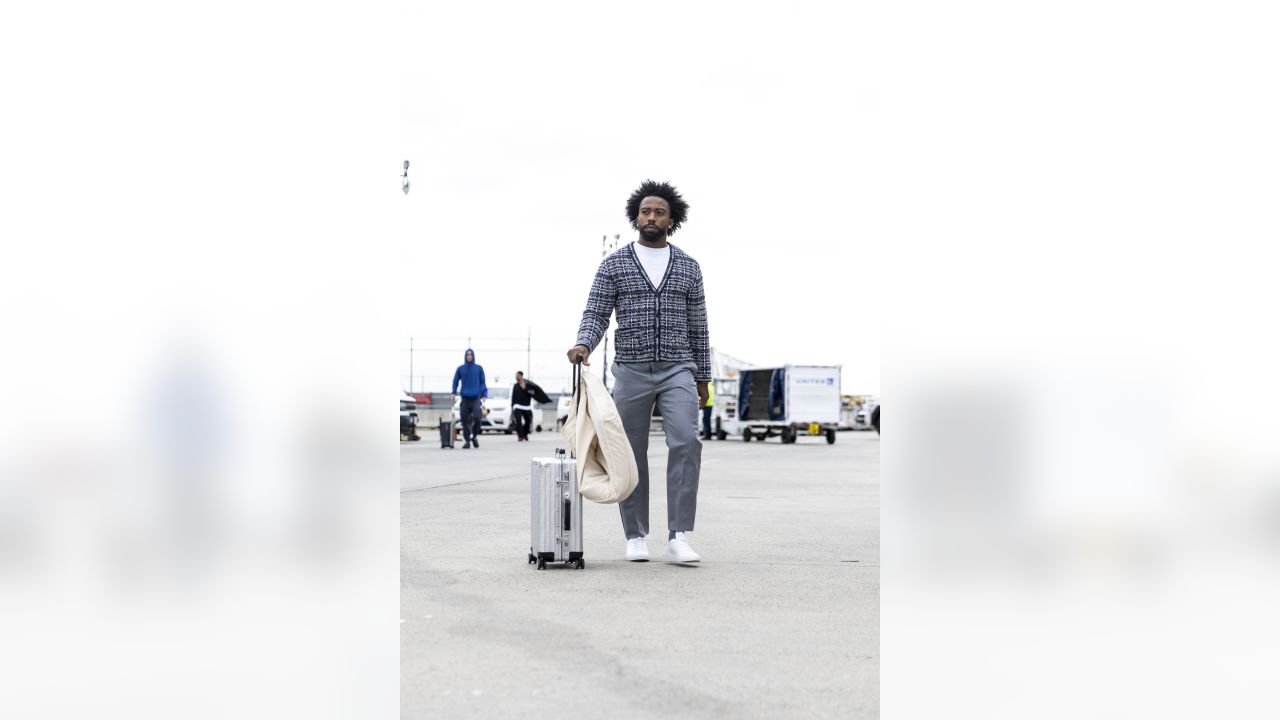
[575,242,711,383]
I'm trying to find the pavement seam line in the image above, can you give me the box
[400,473,528,493]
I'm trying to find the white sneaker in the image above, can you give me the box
[625,537,649,562]
[663,532,701,563]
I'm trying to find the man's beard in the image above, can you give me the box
[640,224,664,241]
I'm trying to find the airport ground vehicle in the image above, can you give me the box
[718,364,842,444]
[854,401,880,431]
[708,377,738,438]
[557,394,571,429]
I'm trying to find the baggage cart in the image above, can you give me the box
[719,364,842,444]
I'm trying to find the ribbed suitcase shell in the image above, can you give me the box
[529,452,583,569]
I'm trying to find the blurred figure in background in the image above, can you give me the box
[510,371,550,441]
[451,348,487,449]
[701,378,715,440]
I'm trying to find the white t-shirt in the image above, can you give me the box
[632,242,671,289]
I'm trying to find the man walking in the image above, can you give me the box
[566,180,710,563]
[451,348,487,449]
[510,371,550,441]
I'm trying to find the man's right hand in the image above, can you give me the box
[566,345,590,365]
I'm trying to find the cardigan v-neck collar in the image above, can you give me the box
[627,242,676,293]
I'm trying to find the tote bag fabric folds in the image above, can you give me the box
[560,369,638,504]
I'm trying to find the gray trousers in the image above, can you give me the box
[611,361,702,541]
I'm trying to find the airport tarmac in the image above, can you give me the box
[401,426,879,719]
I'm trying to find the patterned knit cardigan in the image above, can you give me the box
[575,242,711,383]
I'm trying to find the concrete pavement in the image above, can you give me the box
[401,426,879,718]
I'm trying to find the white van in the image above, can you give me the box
[854,397,880,431]
[452,387,527,434]
[557,394,572,429]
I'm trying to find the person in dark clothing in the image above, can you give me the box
[451,348,487,449]
[510,371,550,441]
[701,380,715,440]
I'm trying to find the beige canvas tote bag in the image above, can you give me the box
[560,366,638,504]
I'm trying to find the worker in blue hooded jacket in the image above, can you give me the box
[451,348,488,449]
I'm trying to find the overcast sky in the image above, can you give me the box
[398,3,879,395]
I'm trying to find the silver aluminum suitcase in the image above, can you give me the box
[528,448,584,570]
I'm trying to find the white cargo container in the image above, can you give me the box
[718,364,842,444]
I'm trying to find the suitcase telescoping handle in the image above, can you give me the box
[569,354,585,459]
[555,447,572,531]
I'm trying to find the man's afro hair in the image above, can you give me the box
[626,180,689,235]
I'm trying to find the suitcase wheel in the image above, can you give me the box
[536,559,546,570]
[575,558,585,570]
[528,553,536,565]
